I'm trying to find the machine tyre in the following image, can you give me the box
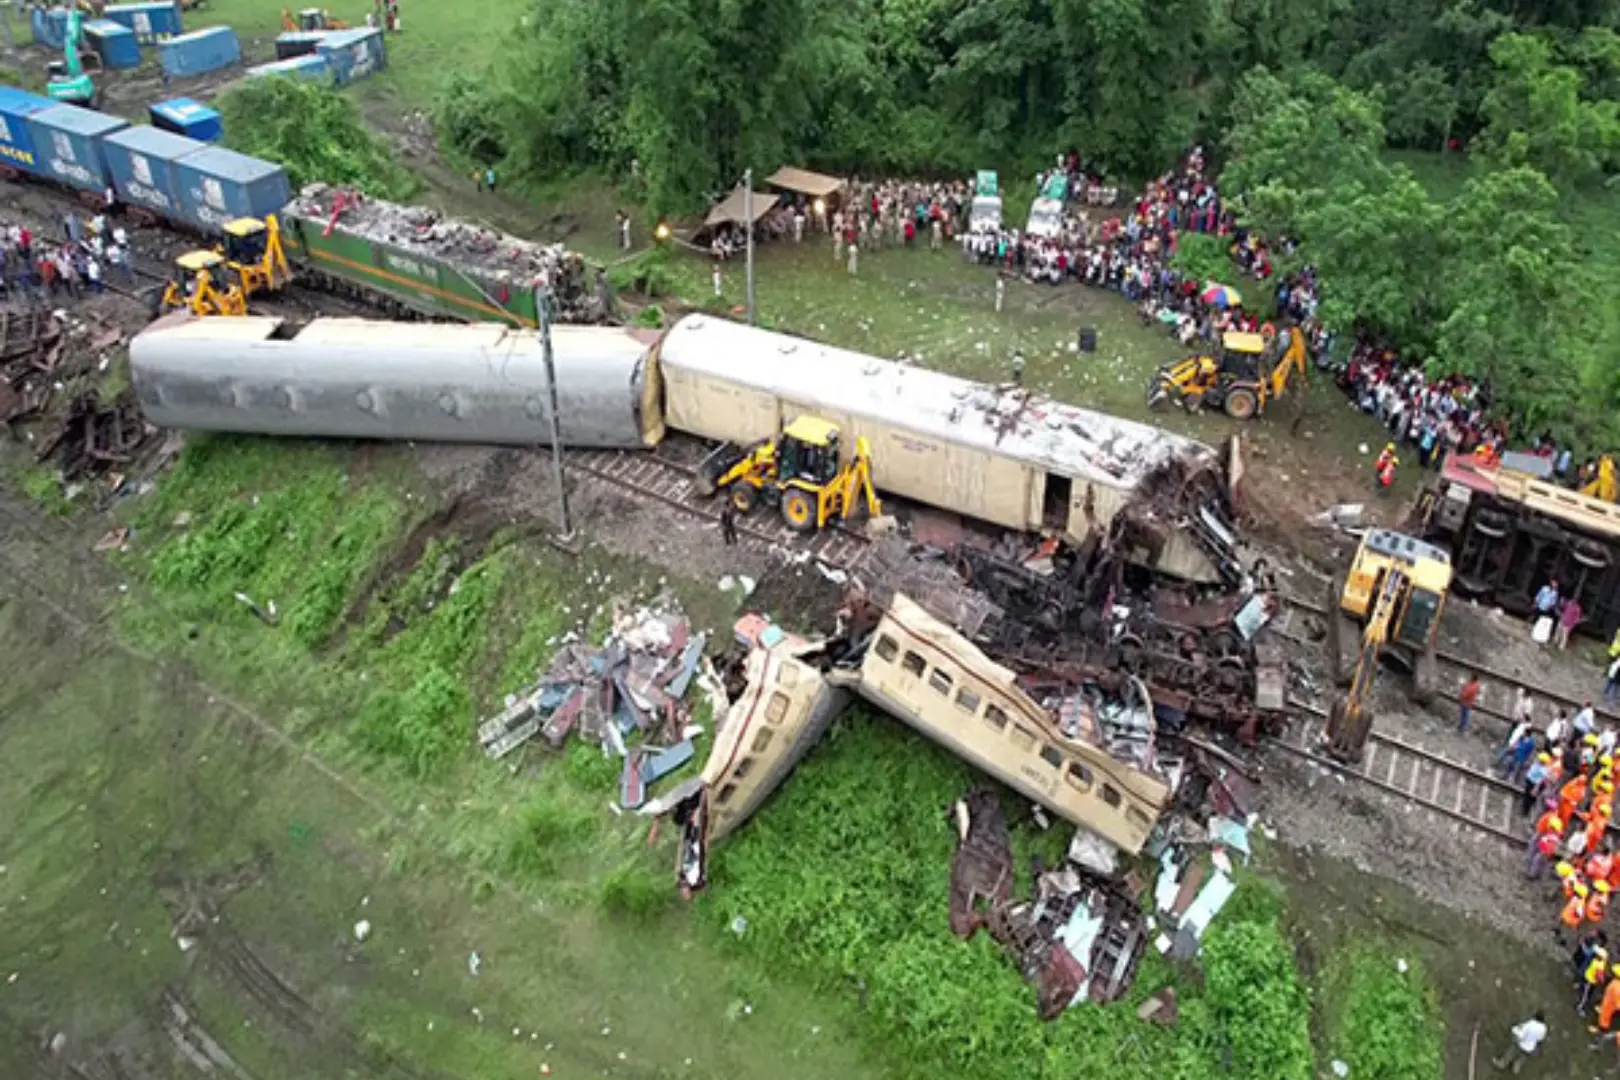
[1472,508,1510,539]
[1223,387,1258,421]
[782,489,817,533]
[730,485,756,514]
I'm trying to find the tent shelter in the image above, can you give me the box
[765,166,846,204]
[694,184,780,243]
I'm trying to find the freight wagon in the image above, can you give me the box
[281,185,598,326]
[85,19,142,70]
[245,55,330,83]
[158,26,241,78]
[150,98,222,143]
[315,27,387,86]
[102,1,184,44]
[130,313,665,449]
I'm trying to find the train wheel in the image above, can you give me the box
[782,489,817,533]
[730,485,756,514]
[1574,539,1611,570]
[1472,508,1510,539]
[1223,386,1258,421]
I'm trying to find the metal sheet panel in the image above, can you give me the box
[84,19,143,69]
[173,146,290,231]
[149,98,222,142]
[130,316,655,449]
[102,2,184,44]
[26,104,126,191]
[103,125,205,218]
[0,88,51,175]
[158,26,241,78]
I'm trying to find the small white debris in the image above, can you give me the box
[353,920,372,943]
[601,1024,612,1036]
[1396,958,1409,974]
[176,936,197,953]
[50,1032,66,1054]
[618,1051,628,1061]
[1331,1060,1350,1078]
[467,951,482,976]
[730,915,748,937]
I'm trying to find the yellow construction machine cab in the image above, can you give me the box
[222,217,269,264]
[777,415,842,487]
[222,214,291,299]
[162,249,246,317]
[1217,331,1266,377]
[1338,529,1452,654]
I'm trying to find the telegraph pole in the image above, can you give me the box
[534,286,574,542]
[744,168,757,325]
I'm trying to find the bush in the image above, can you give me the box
[598,860,673,920]
[353,665,466,778]
[1186,920,1315,1080]
[1170,232,1234,290]
[215,78,419,201]
[606,246,677,298]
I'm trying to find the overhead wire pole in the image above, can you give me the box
[744,168,757,325]
[534,285,575,543]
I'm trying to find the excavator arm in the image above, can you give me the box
[1266,327,1307,400]
[1325,568,1406,762]
[821,436,882,525]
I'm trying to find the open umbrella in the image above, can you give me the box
[1201,283,1242,309]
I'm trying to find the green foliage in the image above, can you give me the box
[1181,921,1313,1080]
[632,303,665,328]
[1477,32,1620,185]
[19,468,70,516]
[598,860,674,920]
[1169,233,1232,290]
[703,713,1313,1080]
[216,78,420,201]
[354,665,466,779]
[607,246,678,298]
[1321,947,1443,1080]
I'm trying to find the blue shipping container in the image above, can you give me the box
[102,1,183,44]
[84,19,142,70]
[315,27,387,86]
[245,55,329,83]
[159,26,241,78]
[26,104,127,192]
[275,30,330,59]
[0,88,52,176]
[174,146,291,232]
[30,7,70,49]
[150,98,222,143]
[103,125,205,219]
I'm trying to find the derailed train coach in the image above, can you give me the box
[656,316,1227,583]
[130,313,666,448]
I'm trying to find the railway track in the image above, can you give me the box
[567,444,874,573]
[1272,700,1527,847]
[1279,591,1616,730]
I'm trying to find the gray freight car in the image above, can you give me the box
[130,313,666,449]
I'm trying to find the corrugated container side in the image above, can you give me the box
[316,27,386,86]
[26,104,127,192]
[31,7,70,48]
[0,89,52,176]
[103,125,205,218]
[275,31,330,58]
[158,26,241,78]
[174,148,291,231]
[245,55,330,83]
[83,19,143,69]
[102,1,183,44]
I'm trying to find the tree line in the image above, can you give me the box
[433,0,1620,444]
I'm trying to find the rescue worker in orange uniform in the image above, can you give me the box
[1589,847,1616,888]
[1581,942,1613,1013]
[1591,880,1613,926]
[1565,881,1592,940]
[1374,443,1398,490]
[1560,773,1591,824]
[1595,963,1620,1051]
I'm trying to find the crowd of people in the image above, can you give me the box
[0,208,132,306]
[1505,683,1620,1058]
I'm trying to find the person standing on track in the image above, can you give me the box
[1459,673,1482,733]
[718,499,738,546]
[1492,1011,1548,1073]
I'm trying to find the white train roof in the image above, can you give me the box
[658,315,1213,489]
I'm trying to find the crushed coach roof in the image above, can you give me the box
[658,316,1214,490]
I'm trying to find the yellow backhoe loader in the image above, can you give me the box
[1323,528,1453,762]
[696,415,882,533]
[161,215,291,318]
[1146,326,1307,420]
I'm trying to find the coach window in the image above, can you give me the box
[751,728,774,754]
[1101,783,1122,808]
[1127,807,1152,831]
[874,634,899,663]
[955,687,982,715]
[928,668,954,696]
[1039,745,1063,769]
[984,704,1009,731]
[1065,761,1094,792]
[901,651,926,677]
[1011,726,1036,752]
[734,758,755,780]
[765,691,790,725]
[717,783,737,805]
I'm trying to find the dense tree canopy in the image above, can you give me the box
[434,0,1620,442]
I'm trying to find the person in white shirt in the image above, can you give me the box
[1600,726,1618,757]
[1575,700,1598,739]
[1547,711,1569,749]
[1492,1010,1547,1073]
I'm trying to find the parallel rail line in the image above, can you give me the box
[566,445,873,573]
[1272,701,1527,847]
